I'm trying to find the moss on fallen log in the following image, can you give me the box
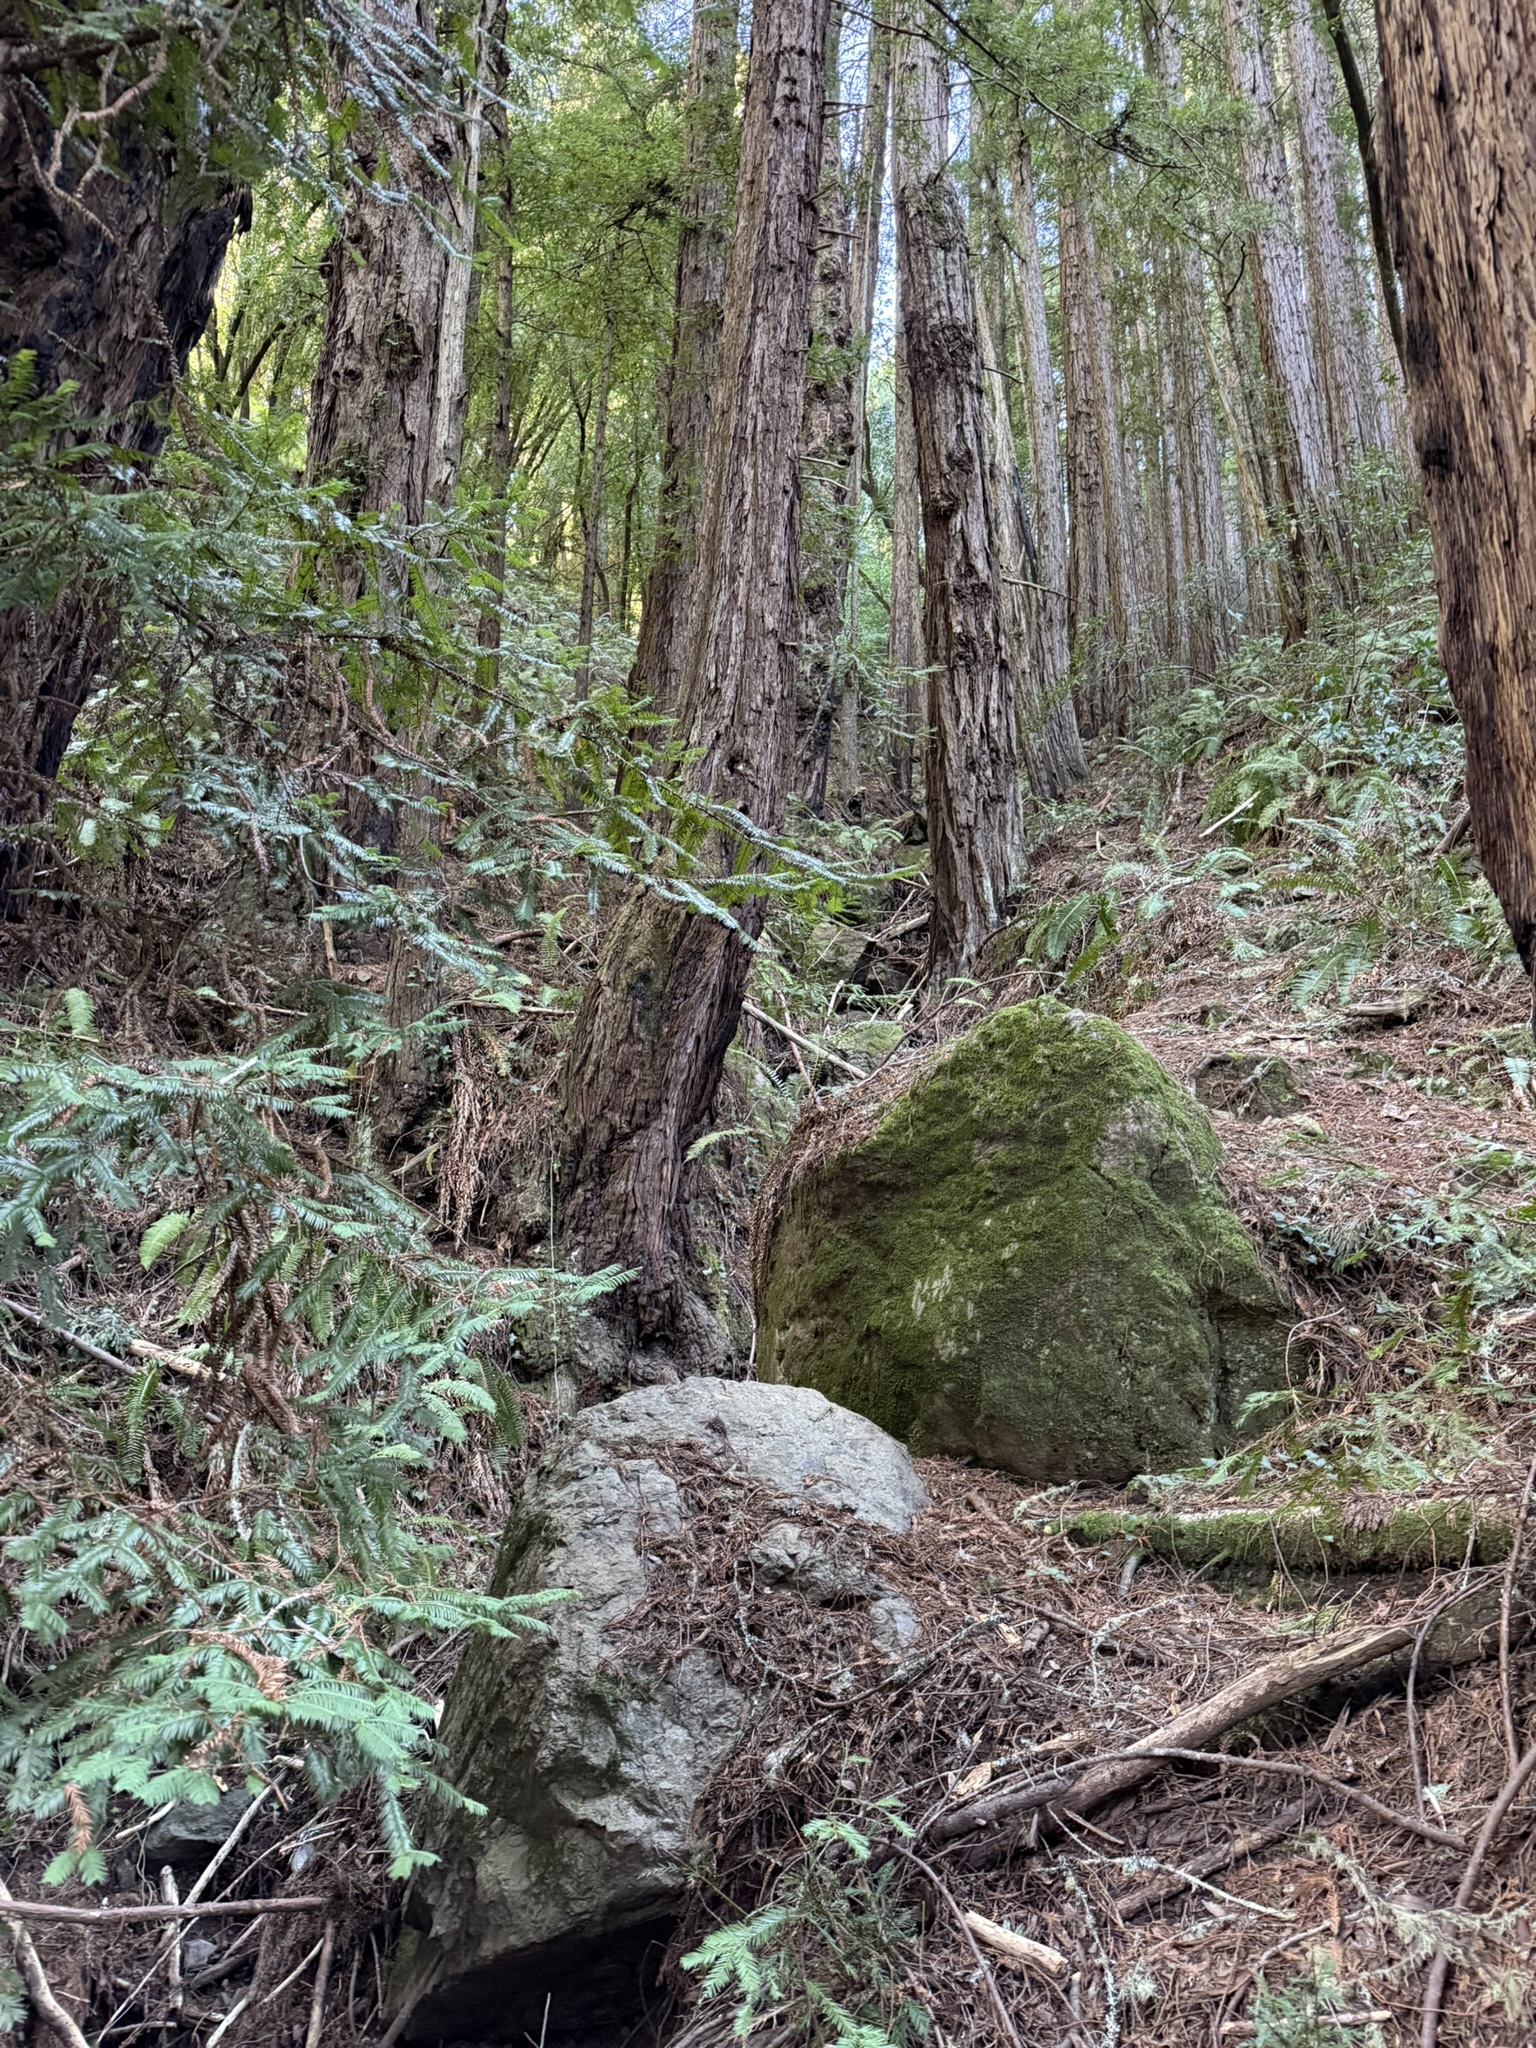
[1040,1497,1514,1572]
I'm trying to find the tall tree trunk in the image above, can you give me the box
[1375,0,1536,979]
[1322,0,1405,369]
[1142,5,1234,676]
[475,6,515,682]
[476,230,516,680]
[1287,0,1394,471]
[974,281,1083,799]
[1009,140,1084,779]
[893,7,1026,978]
[575,329,614,686]
[558,0,831,1373]
[629,0,739,712]
[0,54,248,915]
[834,22,891,797]
[1222,0,1339,627]
[305,2,480,538]
[889,318,924,801]
[799,6,858,815]
[304,0,490,1089]
[972,124,1085,800]
[1061,190,1141,739]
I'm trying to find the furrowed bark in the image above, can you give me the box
[799,4,858,815]
[888,317,924,801]
[0,51,249,916]
[1008,141,1086,781]
[1061,189,1141,738]
[630,0,740,713]
[1286,0,1394,473]
[559,0,831,1371]
[1222,0,1340,629]
[304,2,470,543]
[1322,0,1404,370]
[892,4,1026,978]
[575,327,614,685]
[1375,0,1536,979]
[835,21,890,794]
[1141,8,1235,675]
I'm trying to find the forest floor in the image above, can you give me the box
[6,543,1536,2046]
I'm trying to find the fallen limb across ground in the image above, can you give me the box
[925,1591,1516,1853]
[0,1894,330,1924]
[1115,1794,1314,1919]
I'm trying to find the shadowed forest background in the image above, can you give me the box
[3,0,1536,2044]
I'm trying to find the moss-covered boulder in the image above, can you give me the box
[755,1000,1291,1483]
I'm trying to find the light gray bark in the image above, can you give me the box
[1286,0,1394,469]
[1008,141,1079,758]
[892,5,1027,976]
[1061,190,1142,738]
[1222,0,1340,623]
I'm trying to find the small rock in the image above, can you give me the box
[143,1790,252,1871]
[869,1595,921,1659]
[1191,1051,1308,1120]
[182,1938,218,1973]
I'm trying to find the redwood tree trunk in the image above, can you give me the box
[799,5,858,815]
[1009,139,1085,779]
[0,63,248,915]
[304,2,469,534]
[1223,0,1340,629]
[1375,0,1536,977]
[1061,191,1142,739]
[1287,0,1394,472]
[629,0,739,711]
[893,6,1027,979]
[889,318,924,800]
[558,0,831,1373]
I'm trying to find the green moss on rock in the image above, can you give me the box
[756,1000,1292,1484]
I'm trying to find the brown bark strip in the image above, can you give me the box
[559,0,832,1366]
[631,0,739,712]
[1374,0,1536,978]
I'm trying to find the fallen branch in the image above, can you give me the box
[962,1910,1069,1980]
[1042,1498,1514,1573]
[740,1001,866,1082]
[929,1619,1420,1847]
[304,1918,337,2048]
[0,1878,88,2048]
[1117,1796,1313,1919]
[1221,2016,1393,2039]
[883,1841,1026,2047]
[1103,1748,1463,1849]
[0,1294,212,1382]
[0,1895,329,1925]
[1419,1740,1536,2048]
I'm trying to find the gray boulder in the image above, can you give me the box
[392,1379,927,2044]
